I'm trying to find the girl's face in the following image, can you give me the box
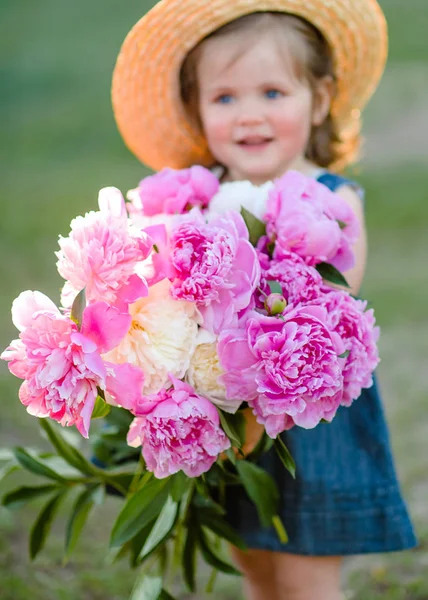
[197,31,327,184]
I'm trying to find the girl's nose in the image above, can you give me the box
[236,100,264,125]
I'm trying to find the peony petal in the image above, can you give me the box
[76,392,96,438]
[81,302,131,353]
[11,291,59,332]
[114,274,149,309]
[98,187,127,220]
[105,361,145,412]
[127,417,145,447]
[70,332,98,353]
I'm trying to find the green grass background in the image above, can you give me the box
[1,1,428,598]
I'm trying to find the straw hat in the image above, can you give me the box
[112,0,388,171]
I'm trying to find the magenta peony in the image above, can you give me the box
[170,209,260,333]
[264,171,358,270]
[218,305,345,437]
[130,166,219,216]
[256,250,323,310]
[127,376,230,478]
[56,187,152,310]
[312,288,380,406]
[1,291,144,437]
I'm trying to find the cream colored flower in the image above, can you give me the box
[103,279,200,394]
[187,330,240,414]
[207,180,274,220]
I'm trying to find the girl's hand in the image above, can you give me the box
[240,407,265,457]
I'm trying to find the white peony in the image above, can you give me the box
[187,329,241,414]
[207,180,274,220]
[103,279,200,394]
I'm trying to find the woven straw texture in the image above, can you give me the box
[112,0,388,171]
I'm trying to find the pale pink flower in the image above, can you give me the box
[218,305,344,437]
[170,209,260,333]
[1,291,144,437]
[56,187,152,309]
[127,376,230,478]
[312,288,380,406]
[130,166,219,216]
[265,171,357,270]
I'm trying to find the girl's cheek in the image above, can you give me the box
[204,111,231,142]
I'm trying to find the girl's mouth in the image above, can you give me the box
[237,136,273,151]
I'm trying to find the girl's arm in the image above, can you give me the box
[336,186,367,296]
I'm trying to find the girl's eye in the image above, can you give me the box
[265,89,283,99]
[215,94,234,104]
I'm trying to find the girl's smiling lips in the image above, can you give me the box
[236,135,274,150]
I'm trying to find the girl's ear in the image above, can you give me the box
[312,75,335,126]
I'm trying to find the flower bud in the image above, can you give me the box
[264,293,287,315]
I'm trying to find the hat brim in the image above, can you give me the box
[112,0,387,171]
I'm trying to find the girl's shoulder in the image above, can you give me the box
[315,170,364,200]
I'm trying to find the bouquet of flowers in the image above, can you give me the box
[1,167,379,597]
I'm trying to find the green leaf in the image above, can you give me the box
[218,410,242,448]
[70,288,86,327]
[339,349,351,359]
[224,448,237,465]
[13,447,67,482]
[0,462,20,484]
[130,572,163,600]
[39,419,96,476]
[129,522,156,568]
[65,485,99,557]
[240,207,267,247]
[192,494,225,516]
[158,591,177,600]
[274,437,296,479]
[197,527,240,576]
[218,410,245,449]
[110,477,170,547]
[337,219,347,230]
[235,461,279,528]
[198,512,247,550]
[316,262,350,288]
[169,471,189,503]
[182,526,197,592]
[30,490,67,559]
[267,280,282,295]
[91,395,112,419]
[3,485,60,509]
[140,495,178,559]
[272,515,289,544]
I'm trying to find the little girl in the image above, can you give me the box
[112,1,417,598]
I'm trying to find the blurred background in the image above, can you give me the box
[1,1,427,598]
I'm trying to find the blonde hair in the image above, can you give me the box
[180,12,354,171]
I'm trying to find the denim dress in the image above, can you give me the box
[226,172,417,555]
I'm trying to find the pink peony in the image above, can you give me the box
[218,305,345,437]
[322,189,360,272]
[1,291,144,437]
[170,209,260,333]
[256,250,323,310]
[312,288,380,406]
[130,166,219,216]
[56,187,152,309]
[127,376,230,478]
[264,171,358,271]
